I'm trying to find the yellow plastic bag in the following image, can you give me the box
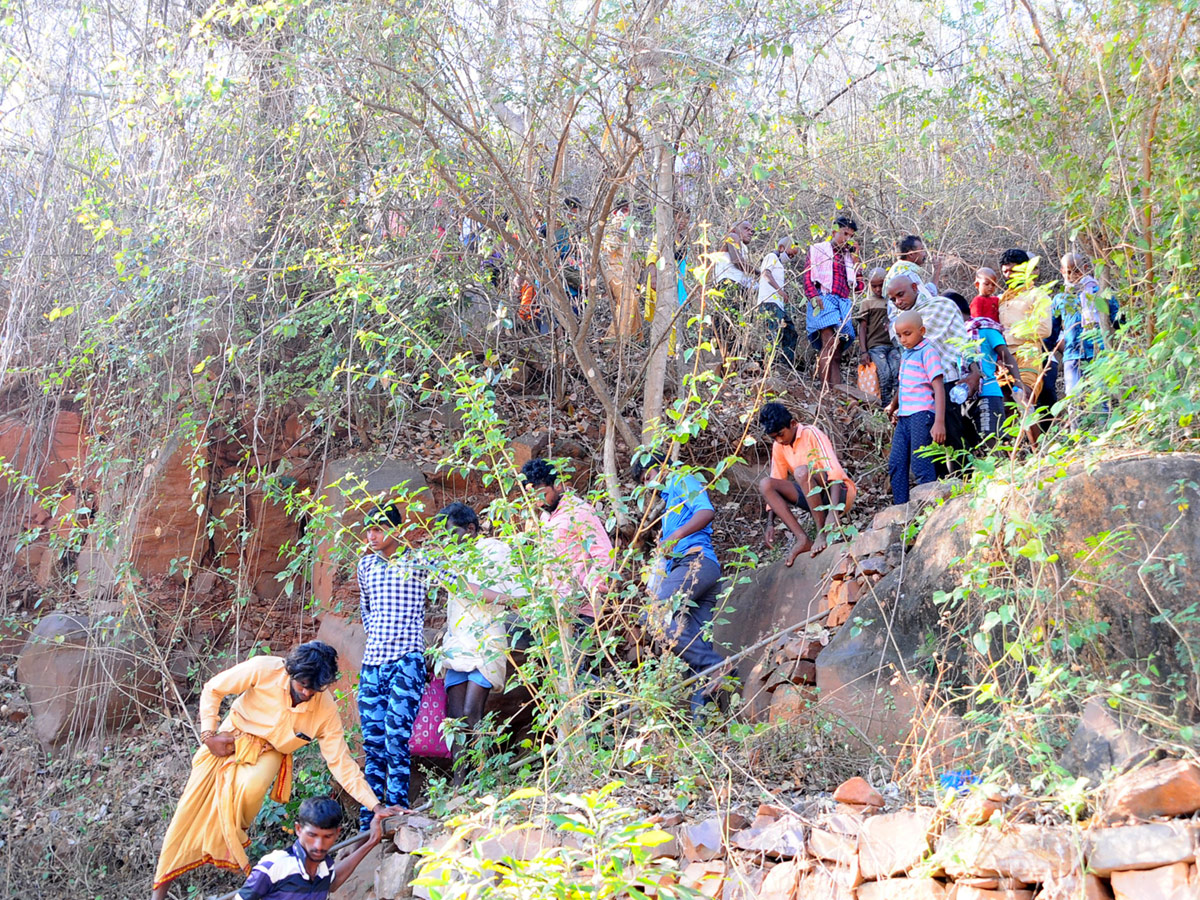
[857,361,880,399]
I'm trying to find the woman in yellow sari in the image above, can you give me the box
[151,642,394,899]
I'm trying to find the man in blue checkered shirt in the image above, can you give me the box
[355,502,434,829]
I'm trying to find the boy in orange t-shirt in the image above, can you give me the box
[757,402,857,566]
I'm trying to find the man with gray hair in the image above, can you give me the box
[757,237,802,366]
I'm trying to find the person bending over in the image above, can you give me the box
[633,451,732,716]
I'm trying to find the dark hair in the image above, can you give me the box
[284,641,339,690]
[833,215,858,232]
[564,196,583,209]
[364,503,404,529]
[897,234,924,254]
[630,449,668,481]
[520,458,557,488]
[758,402,794,436]
[296,796,343,831]
[999,248,1030,268]
[942,291,971,318]
[437,501,480,532]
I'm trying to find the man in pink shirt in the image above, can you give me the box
[521,459,614,627]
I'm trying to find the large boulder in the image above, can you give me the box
[714,550,836,661]
[816,454,1200,755]
[17,613,161,749]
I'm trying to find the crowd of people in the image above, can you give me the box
[149,211,1119,900]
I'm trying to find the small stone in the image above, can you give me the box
[723,865,768,900]
[832,776,884,808]
[823,813,865,836]
[475,826,559,862]
[954,793,1005,826]
[949,888,1034,900]
[857,879,948,899]
[828,550,854,581]
[392,825,424,853]
[375,851,415,900]
[759,859,803,900]
[681,860,726,898]
[1103,759,1200,821]
[1086,822,1198,876]
[789,659,818,685]
[849,528,893,560]
[799,863,860,897]
[1110,863,1191,900]
[769,684,816,725]
[858,807,937,879]
[731,813,807,858]
[808,826,858,865]
[1034,872,1114,900]
[679,817,724,862]
[779,635,824,662]
[857,555,889,576]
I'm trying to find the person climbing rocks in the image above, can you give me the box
[803,215,862,388]
[521,458,615,676]
[633,450,734,717]
[434,501,525,784]
[757,401,858,565]
[231,796,382,900]
[355,502,437,830]
[150,642,396,900]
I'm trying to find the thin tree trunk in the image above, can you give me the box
[642,135,677,441]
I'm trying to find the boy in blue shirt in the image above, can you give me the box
[632,451,731,715]
[966,318,1025,444]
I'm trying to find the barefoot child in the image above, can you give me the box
[757,401,858,564]
[887,311,947,504]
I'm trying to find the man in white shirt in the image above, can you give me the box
[757,238,802,366]
[710,220,757,290]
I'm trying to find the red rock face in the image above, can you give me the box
[129,443,210,580]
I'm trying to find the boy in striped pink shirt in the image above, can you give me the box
[885,310,947,503]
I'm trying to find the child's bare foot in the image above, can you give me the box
[810,535,827,556]
[785,539,812,567]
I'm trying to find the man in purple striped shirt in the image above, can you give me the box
[885,310,947,504]
[234,797,381,900]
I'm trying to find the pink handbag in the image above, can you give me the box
[408,677,452,759]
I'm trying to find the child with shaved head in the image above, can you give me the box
[885,310,947,504]
[971,267,1001,322]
